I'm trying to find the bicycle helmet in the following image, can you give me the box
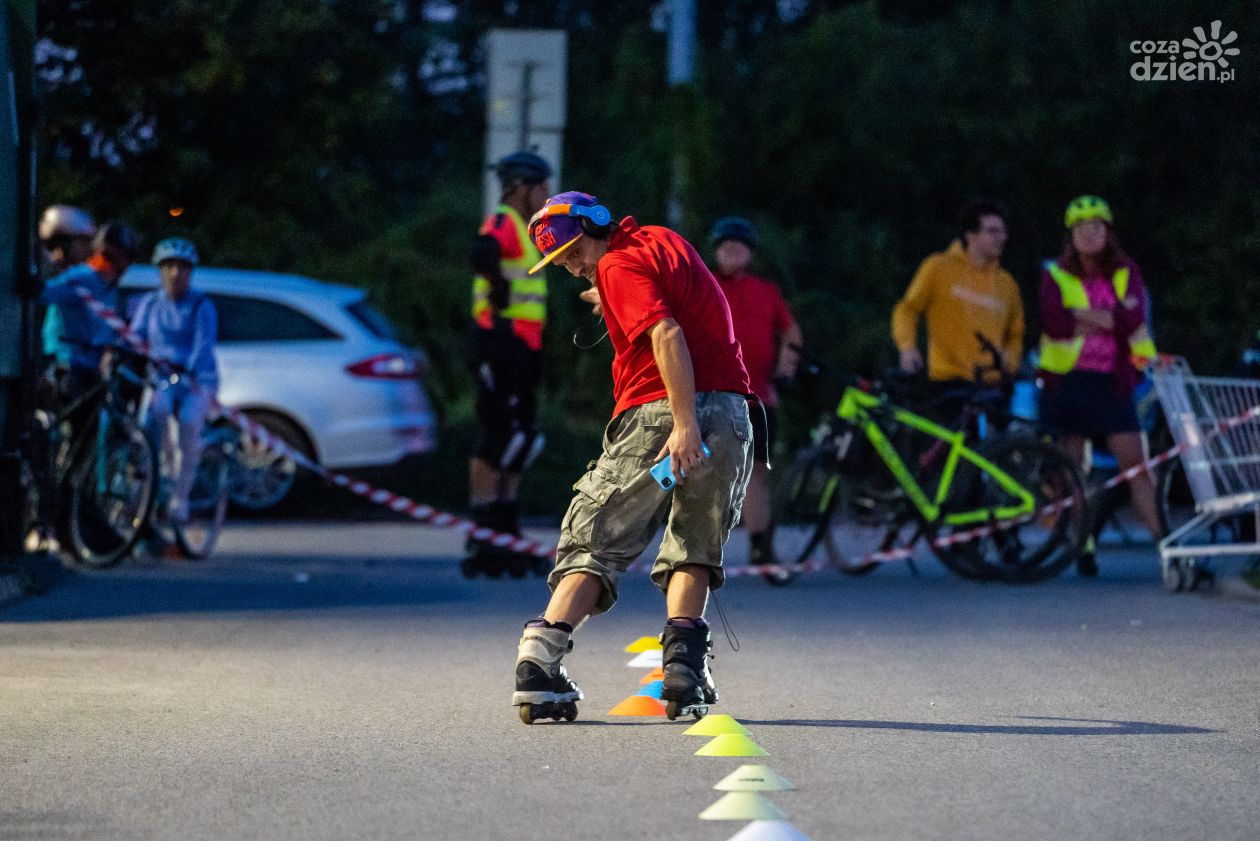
[152,237,200,266]
[1064,195,1113,229]
[92,221,140,261]
[491,151,552,187]
[38,204,96,242]
[709,216,758,248]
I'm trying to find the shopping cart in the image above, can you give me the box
[1150,356,1260,591]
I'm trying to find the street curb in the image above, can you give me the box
[1217,575,1260,604]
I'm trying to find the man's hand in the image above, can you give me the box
[1074,308,1115,335]
[579,286,602,318]
[656,418,705,483]
[899,347,924,373]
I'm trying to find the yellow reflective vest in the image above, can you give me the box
[1039,261,1156,374]
[473,205,547,350]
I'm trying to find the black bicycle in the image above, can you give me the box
[25,347,159,569]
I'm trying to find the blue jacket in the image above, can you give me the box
[129,289,219,390]
[40,263,120,371]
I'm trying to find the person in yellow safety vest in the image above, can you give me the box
[1037,195,1163,577]
[464,151,553,578]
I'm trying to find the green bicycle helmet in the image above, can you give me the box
[1064,195,1114,229]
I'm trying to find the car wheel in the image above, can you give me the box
[227,412,309,512]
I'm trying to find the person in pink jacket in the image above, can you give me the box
[1037,196,1162,575]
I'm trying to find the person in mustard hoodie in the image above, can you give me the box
[891,198,1024,420]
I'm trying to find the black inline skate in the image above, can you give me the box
[659,618,718,720]
[461,501,549,579]
[513,622,583,724]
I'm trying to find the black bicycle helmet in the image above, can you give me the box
[492,151,552,186]
[92,221,140,261]
[709,215,758,248]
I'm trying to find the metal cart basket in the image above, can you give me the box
[1150,357,1260,591]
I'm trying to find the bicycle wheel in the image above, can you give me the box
[64,409,158,568]
[938,435,1087,583]
[175,431,233,559]
[769,447,894,577]
[765,447,833,583]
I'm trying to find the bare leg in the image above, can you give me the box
[542,571,603,628]
[469,457,501,506]
[665,564,710,618]
[1107,431,1164,539]
[1058,434,1087,473]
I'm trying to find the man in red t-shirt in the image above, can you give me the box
[510,192,754,725]
[709,216,802,583]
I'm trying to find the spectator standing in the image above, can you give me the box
[465,152,552,577]
[708,216,801,583]
[892,199,1024,414]
[1038,195,1161,575]
[511,192,752,724]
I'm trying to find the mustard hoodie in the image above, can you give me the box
[891,240,1024,382]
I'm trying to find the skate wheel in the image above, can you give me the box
[692,707,707,720]
[460,558,478,579]
[519,705,536,725]
[1163,561,1186,592]
[560,702,578,722]
[665,700,680,721]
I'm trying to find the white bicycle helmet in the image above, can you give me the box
[38,204,97,242]
[152,237,200,266]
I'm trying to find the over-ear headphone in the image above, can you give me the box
[529,202,614,237]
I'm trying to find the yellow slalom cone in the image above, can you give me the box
[695,733,768,757]
[624,636,663,653]
[683,714,750,737]
[608,694,667,717]
[714,764,797,792]
[699,791,786,821]
[723,819,815,841]
[639,667,665,684]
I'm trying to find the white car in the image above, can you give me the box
[120,266,438,510]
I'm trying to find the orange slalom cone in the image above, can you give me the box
[608,694,667,716]
[639,667,665,684]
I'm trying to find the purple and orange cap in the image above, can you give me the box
[527,191,605,275]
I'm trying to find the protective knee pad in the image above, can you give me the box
[498,428,545,472]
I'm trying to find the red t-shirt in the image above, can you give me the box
[715,272,795,405]
[596,217,750,416]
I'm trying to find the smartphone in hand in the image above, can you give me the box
[651,443,712,491]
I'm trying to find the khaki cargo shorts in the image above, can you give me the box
[550,391,753,614]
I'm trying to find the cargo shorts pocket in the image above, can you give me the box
[564,468,619,550]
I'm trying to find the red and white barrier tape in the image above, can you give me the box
[74,287,556,559]
[717,402,1260,579]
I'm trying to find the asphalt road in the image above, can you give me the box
[2,522,1257,841]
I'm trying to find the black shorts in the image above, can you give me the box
[1040,371,1140,438]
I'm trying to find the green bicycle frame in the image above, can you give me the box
[835,387,1034,526]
